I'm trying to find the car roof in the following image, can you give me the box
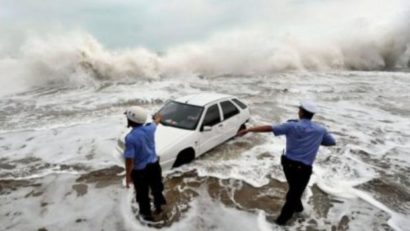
[174,93,234,106]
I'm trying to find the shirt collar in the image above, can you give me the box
[131,125,143,132]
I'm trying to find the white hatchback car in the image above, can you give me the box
[116,93,250,170]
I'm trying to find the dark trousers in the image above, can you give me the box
[131,161,166,217]
[277,155,312,224]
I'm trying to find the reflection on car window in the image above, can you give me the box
[232,98,247,109]
[203,104,221,127]
[158,101,203,130]
[221,100,239,120]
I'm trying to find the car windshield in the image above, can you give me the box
[158,101,204,130]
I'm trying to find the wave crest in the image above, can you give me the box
[0,21,409,93]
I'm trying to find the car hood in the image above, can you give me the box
[155,124,193,155]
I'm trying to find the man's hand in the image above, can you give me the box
[153,113,162,125]
[236,129,248,137]
[125,158,134,188]
[125,174,132,188]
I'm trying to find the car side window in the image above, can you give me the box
[232,98,247,109]
[221,100,239,120]
[202,104,221,127]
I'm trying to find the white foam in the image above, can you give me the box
[0,169,83,181]
[257,211,273,231]
[351,189,410,231]
[1,1,410,95]
[181,137,283,188]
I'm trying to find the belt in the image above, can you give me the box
[281,155,312,170]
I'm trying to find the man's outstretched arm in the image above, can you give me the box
[237,125,273,137]
[153,113,162,125]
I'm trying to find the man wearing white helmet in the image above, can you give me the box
[123,106,166,221]
[237,100,336,225]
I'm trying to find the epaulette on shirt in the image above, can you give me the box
[287,119,299,123]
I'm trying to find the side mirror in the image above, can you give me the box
[203,126,212,132]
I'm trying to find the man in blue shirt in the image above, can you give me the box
[123,106,166,221]
[237,100,336,225]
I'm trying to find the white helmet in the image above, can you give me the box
[300,100,318,114]
[125,106,147,124]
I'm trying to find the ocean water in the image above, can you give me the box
[1,0,410,230]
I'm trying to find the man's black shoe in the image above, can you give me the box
[275,218,287,226]
[140,213,154,222]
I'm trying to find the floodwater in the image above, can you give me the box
[1,72,410,230]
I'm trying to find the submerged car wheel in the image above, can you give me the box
[172,148,195,168]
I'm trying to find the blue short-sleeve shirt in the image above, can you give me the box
[123,123,158,170]
[272,119,335,166]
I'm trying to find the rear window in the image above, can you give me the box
[232,98,247,109]
[220,100,239,120]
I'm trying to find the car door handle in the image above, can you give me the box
[218,124,223,127]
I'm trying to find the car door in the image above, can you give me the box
[219,100,241,140]
[198,104,223,154]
